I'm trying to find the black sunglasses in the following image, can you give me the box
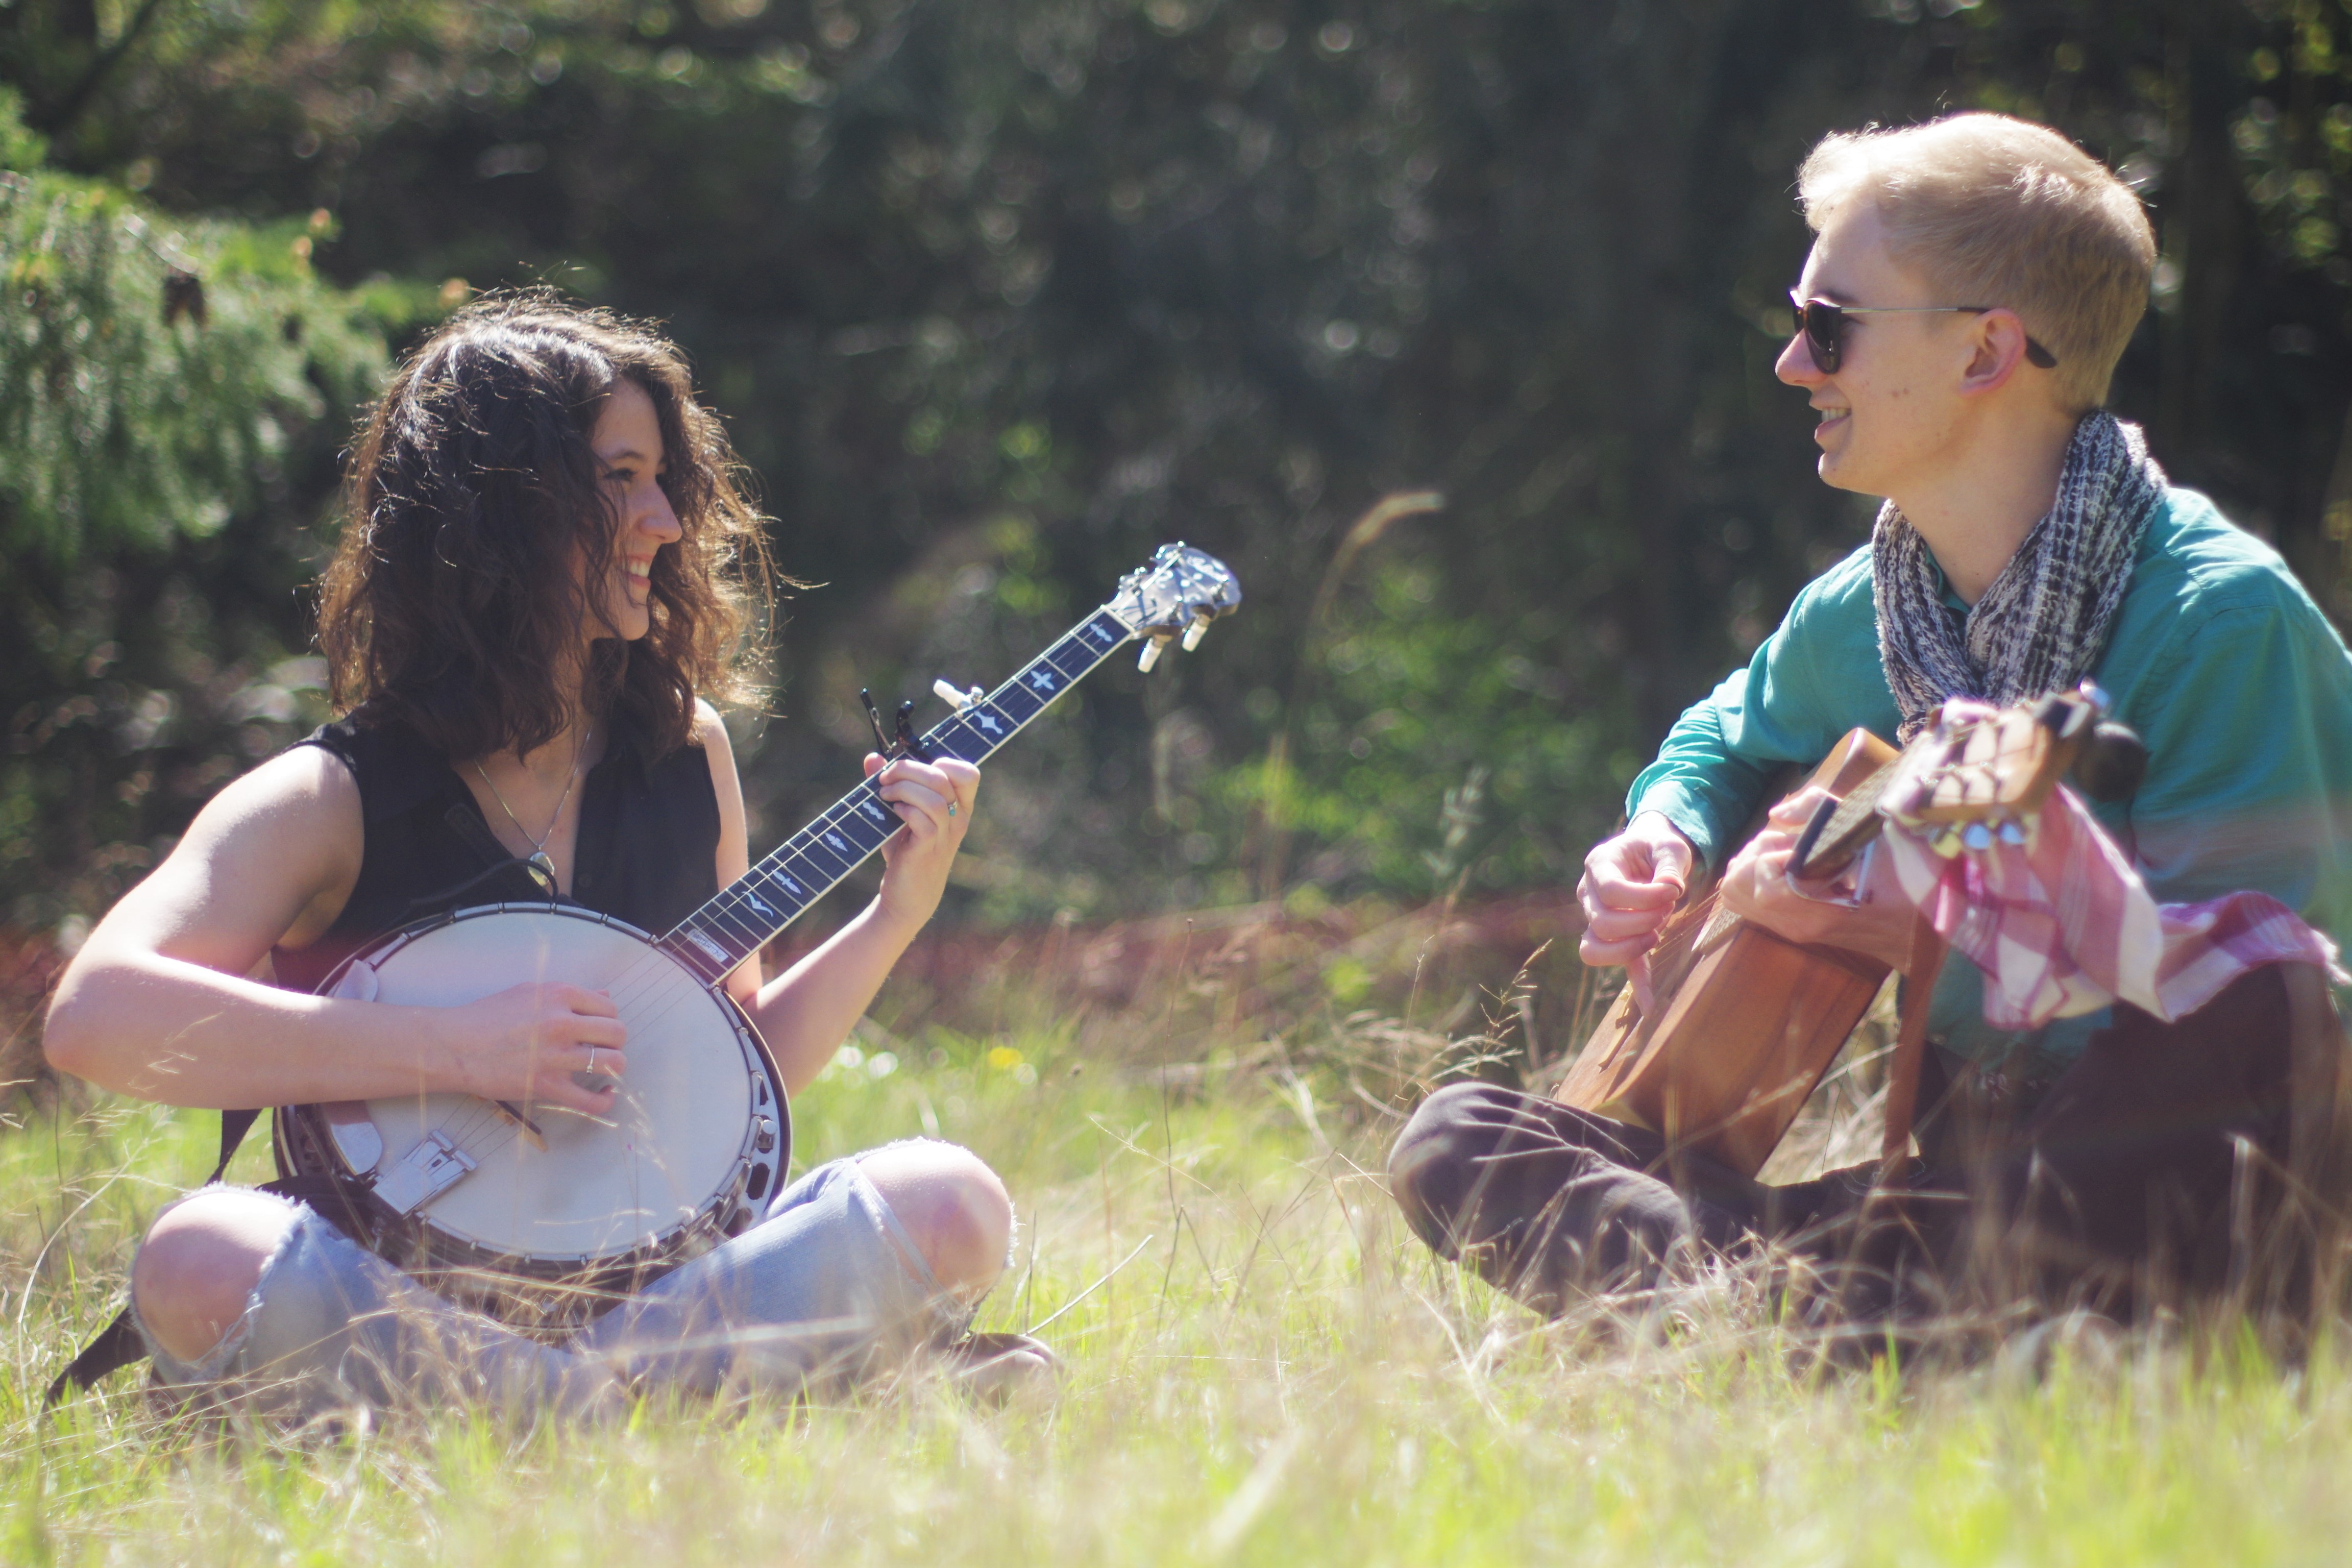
[1788,292,2059,374]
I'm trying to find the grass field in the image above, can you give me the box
[3,933,2349,1566]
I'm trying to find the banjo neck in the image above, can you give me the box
[657,544,1241,987]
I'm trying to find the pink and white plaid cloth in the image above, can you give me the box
[1877,700,2344,1031]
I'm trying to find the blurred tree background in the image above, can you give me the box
[4,0,2351,966]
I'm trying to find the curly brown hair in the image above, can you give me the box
[317,293,776,761]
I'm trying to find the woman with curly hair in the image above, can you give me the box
[44,295,1047,1417]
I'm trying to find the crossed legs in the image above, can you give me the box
[1388,967,2301,1323]
[130,1139,1014,1408]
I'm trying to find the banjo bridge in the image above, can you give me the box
[372,1129,478,1215]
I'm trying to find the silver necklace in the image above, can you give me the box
[473,727,590,893]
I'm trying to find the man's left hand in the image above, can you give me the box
[1718,786,1917,970]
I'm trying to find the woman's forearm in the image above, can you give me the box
[43,952,472,1110]
[746,897,923,1095]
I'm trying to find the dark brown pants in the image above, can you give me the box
[1387,966,2298,1324]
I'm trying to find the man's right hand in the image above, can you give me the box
[437,983,628,1116]
[1578,812,1698,1007]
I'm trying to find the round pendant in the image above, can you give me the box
[526,850,558,892]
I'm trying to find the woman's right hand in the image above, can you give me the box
[436,983,628,1116]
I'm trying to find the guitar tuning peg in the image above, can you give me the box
[2073,720,2147,802]
[1138,636,1170,672]
[932,679,974,710]
[1181,611,1211,652]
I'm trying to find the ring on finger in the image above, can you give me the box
[947,802,957,818]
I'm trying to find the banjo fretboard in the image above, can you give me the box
[657,607,1138,985]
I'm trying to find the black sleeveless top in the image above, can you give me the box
[272,713,722,995]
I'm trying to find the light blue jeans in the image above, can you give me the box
[132,1146,975,1423]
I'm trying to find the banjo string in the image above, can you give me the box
[389,909,771,1189]
[434,964,714,1163]
[594,782,902,1018]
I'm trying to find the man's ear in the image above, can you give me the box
[1956,309,2036,398]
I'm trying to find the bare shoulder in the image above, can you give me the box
[694,700,746,802]
[181,745,364,891]
[192,742,361,839]
[694,700,755,917]
[692,698,736,760]
[86,743,365,970]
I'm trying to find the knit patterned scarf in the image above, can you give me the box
[1873,410,2168,742]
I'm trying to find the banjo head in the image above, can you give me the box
[308,904,783,1269]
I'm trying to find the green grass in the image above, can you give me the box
[4,997,2351,1566]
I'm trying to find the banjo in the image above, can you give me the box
[273,544,1241,1327]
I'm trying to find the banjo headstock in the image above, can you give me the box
[1107,543,1244,671]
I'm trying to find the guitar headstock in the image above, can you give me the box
[1107,544,1244,670]
[1885,684,2141,853]
[1790,685,2146,878]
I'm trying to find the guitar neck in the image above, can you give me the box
[657,605,1139,985]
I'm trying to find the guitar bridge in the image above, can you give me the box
[370,1129,477,1215]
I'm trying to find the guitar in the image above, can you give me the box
[273,544,1242,1326]
[1555,685,2142,1178]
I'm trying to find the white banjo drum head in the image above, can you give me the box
[334,908,758,1263]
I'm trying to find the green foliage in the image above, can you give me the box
[1210,560,1633,903]
[3,0,2349,929]
[0,178,382,566]
[0,87,42,172]
[0,93,401,934]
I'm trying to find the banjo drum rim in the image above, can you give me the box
[273,900,790,1302]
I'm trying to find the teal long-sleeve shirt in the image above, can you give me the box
[1626,487,2352,1074]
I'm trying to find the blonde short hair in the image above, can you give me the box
[1797,113,2156,412]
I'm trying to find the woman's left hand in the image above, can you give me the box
[865,753,980,933]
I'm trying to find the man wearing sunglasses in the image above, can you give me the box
[1390,113,2352,1322]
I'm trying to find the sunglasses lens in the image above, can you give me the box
[1802,301,1842,372]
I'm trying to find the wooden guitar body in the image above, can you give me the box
[1555,728,1898,1177]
